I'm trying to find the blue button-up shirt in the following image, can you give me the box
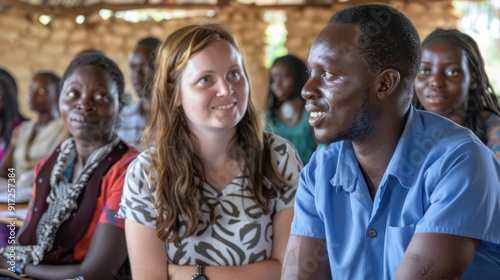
[291,107,500,279]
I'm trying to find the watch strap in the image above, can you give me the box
[196,264,205,275]
[192,264,207,280]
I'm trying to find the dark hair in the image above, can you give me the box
[267,54,309,120]
[76,48,104,57]
[0,69,23,145]
[137,36,161,47]
[328,4,421,91]
[413,28,500,144]
[62,53,125,97]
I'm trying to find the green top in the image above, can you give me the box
[265,110,316,164]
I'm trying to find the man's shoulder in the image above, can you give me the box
[416,109,479,144]
[410,109,497,171]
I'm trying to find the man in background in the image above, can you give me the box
[117,37,160,150]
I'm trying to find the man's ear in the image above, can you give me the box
[375,69,400,100]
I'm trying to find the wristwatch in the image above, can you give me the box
[192,264,208,280]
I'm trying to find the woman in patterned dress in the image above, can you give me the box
[118,24,303,279]
[414,28,500,159]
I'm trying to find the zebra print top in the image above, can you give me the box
[117,133,303,266]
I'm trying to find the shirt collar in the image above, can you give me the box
[384,107,424,189]
[330,141,362,193]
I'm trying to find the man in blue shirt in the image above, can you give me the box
[282,4,500,280]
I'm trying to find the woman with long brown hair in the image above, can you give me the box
[119,24,302,279]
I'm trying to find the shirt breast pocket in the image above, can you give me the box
[384,223,417,278]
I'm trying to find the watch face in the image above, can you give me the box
[193,275,208,280]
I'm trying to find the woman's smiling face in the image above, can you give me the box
[177,40,249,135]
[414,40,475,122]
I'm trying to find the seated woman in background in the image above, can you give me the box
[414,28,500,159]
[0,69,26,162]
[0,53,138,279]
[265,54,316,164]
[118,24,302,279]
[0,71,67,202]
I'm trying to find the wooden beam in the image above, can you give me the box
[0,0,487,18]
[0,0,225,15]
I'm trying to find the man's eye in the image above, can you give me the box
[323,72,334,79]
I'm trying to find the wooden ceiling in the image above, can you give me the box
[0,0,481,17]
[0,0,462,11]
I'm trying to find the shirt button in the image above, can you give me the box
[360,193,366,198]
[368,229,377,238]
